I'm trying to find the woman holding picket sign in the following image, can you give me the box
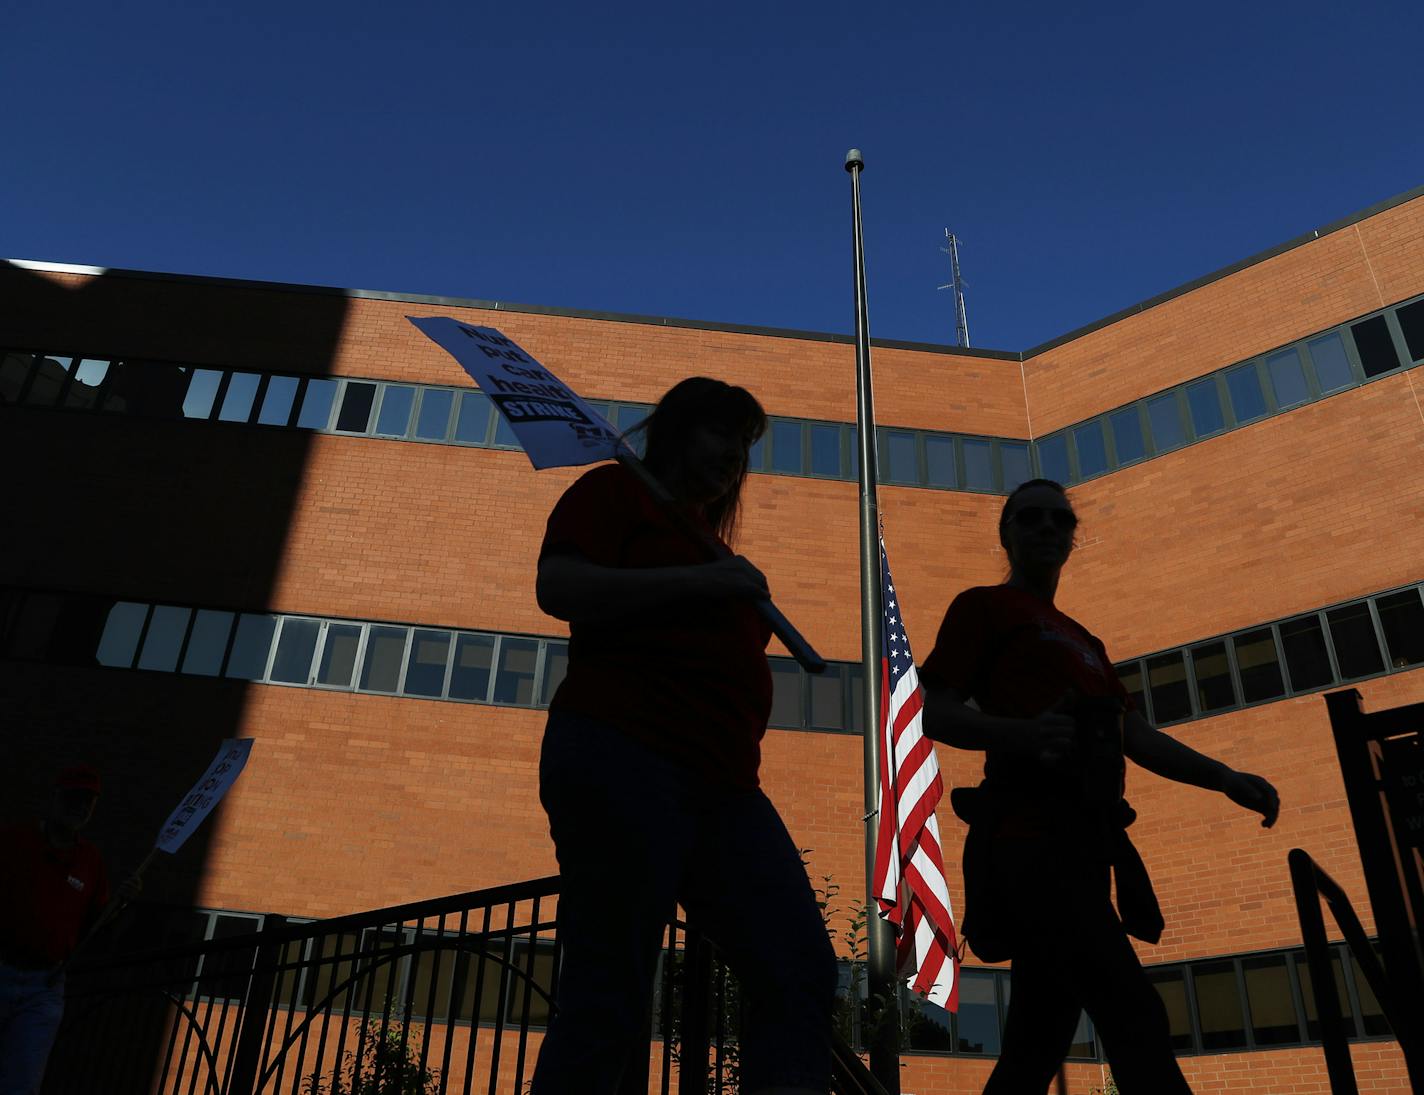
[530,376,837,1095]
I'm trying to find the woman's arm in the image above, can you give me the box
[536,549,768,624]
[1124,710,1280,827]
[920,682,1077,762]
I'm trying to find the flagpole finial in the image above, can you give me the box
[845,148,864,172]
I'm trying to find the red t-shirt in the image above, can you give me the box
[0,823,111,967]
[539,463,773,789]
[920,584,1131,789]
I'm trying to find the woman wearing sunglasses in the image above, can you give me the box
[919,478,1279,1094]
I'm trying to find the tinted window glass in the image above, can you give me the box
[1351,315,1400,378]
[769,660,802,727]
[26,355,72,405]
[1146,394,1185,453]
[182,610,234,676]
[375,385,415,437]
[405,630,451,697]
[493,637,538,704]
[218,372,261,423]
[454,391,491,444]
[962,438,994,490]
[1072,422,1107,479]
[1146,651,1192,723]
[1109,408,1146,464]
[412,389,454,440]
[845,663,865,734]
[270,618,320,683]
[1351,951,1390,1037]
[1194,961,1247,1050]
[809,424,841,477]
[955,970,1000,1054]
[1280,615,1334,691]
[360,626,408,692]
[335,382,377,433]
[924,436,956,488]
[295,378,338,429]
[257,375,299,426]
[1147,968,1196,1052]
[1326,603,1384,679]
[1067,1011,1096,1060]
[1297,950,1353,1041]
[3,592,64,660]
[747,433,766,472]
[541,641,569,705]
[808,666,845,730]
[182,369,224,419]
[903,989,953,1052]
[1226,364,1268,423]
[1243,955,1299,1046]
[317,624,362,687]
[0,352,33,403]
[492,412,518,447]
[136,606,191,672]
[449,633,495,701]
[771,420,803,474]
[64,359,109,409]
[1186,378,1225,438]
[1376,589,1424,668]
[1233,629,1285,703]
[96,602,149,668]
[1190,641,1235,713]
[1001,442,1031,490]
[225,614,277,680]
[1114,661,1146,716]
[1266,349,1309,409]
[1397,299,1424,363]
[1308,332,1355,393]
[1036,433,1070,482]
[882,431,917,484]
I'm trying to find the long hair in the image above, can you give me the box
[624,377,767,543]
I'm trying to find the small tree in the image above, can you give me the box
[302,1020,441,1095]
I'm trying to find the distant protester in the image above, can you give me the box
[919,479,1280,1094]
[530,377,837,1095]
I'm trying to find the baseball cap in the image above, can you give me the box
[56,764,102,795]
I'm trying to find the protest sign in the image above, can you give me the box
[156,738,254,854]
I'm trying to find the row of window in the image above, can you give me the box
[1036,294,1424,485]
[184,907,1389,1059]
[1114,582,1424,727]
[4,580,1423,734]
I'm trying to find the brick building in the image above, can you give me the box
[3,181,1423,1093]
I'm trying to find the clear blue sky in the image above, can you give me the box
[6,0,1422,351]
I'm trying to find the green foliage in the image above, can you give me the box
[302,1021,441,1095]
[1090,1073,1120,1095]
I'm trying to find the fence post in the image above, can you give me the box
[1288,851,1359,1095]
[676,924,713,1095]
[225,914,287,1095]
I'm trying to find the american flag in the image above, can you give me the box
[871,536,959,1011]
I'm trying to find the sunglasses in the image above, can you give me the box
[1008,506,1078,531]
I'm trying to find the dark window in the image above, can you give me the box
[541,641,569,705]
[137,606,192,672]
[808,666,845,730]
[1115,661,1147,716]
[1376,589,1424,668]
[26,355,73,405]
[414,389,455,440]
[182,369,224,419]
[1266,349,1309,409]
[335,382,377,433]
[1307,332,1355,393]
[1189,641,1235,713]
[771,420,804,474]
[405,630,452,697]
[748,433,766,472]
[882,430,917,484]
[809,424,842,477]
[492,411,518,447]
[1036,433,1070,482]
[903,989,954,1052]
[64,359,109,410]
[270,618,320,683]
[454,391,492,444]
[1067,1011,1097,1060]
[1072,422,1108,478]
[846,664,866,734]
[1193,961,1247,1050]
[1146,651,1192,723]
[1232,629,1285,704]
[317,624,362,687]
[1226,364,1268,423]
[225,614,277,680]
[1243,955,1299,1046]
[770,660,803,727]
[1280,615,1334,692]
[1396,299,1424,363]
[962,438,994,490]
[218,372,261,423]
[1147,968,1196,1052]
[257,376,299,426]
[1146,393,1185,453]
[1001,442,1032,490]
[295,379,338,429]
[181,610,234,676]
[1325,603,1385,680]
[1296,950,1353,1042]
[955,970,1001,1054]
[0,352,33,403]
[493,638,538,704]
[1109,407,1146,464]
[3,592,64,660]
[924,436,956,488]
[375,385,415,437]
[449,634,495,701]
[96,602,149,668]
[1186,379,1225,437]
[1350,951,1391,1037]
[360,626,408,692]
[1351,315,1400,378]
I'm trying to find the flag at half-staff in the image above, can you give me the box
[871,536,959,1010]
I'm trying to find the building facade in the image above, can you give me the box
[3,183,1423,1092]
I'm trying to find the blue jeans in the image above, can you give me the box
[530,711,837,1095]
[0,963,64,1095]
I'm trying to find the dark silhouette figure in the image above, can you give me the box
[530,378,837,1095]
[920,479,1280,1094]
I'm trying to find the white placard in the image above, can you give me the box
[155,738,254,854]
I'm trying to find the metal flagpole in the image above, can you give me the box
[846,147,900,1092]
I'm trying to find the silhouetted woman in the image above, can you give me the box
[530,377,837,1095]
[920,479,1280,1094]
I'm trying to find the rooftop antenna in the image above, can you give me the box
[937,230,970,348]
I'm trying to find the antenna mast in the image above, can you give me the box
[937,230,970,348]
